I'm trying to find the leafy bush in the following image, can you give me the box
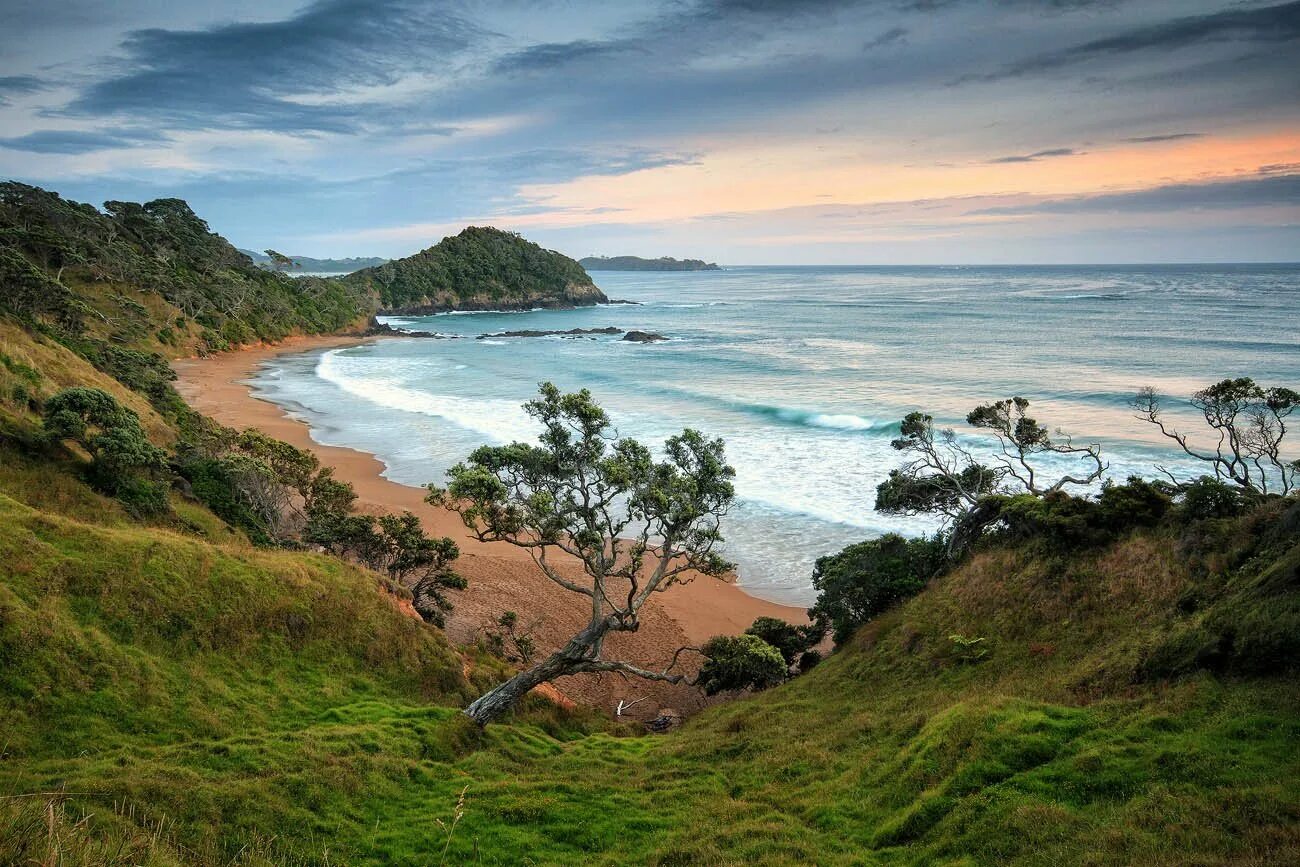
[987,478,1175,551]
[1096,476,1174,529]
[809,533,945,646]
[697,634,787,695]
[42,387,168,514]
[309,509,464,627]
[1179,476,1249,521]
[179,456,275,544]
[744,616,823,666]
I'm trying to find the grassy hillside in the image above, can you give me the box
[347,226,606,314]
[2,427,1296,864]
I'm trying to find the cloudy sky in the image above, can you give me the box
[1,0,1297,263]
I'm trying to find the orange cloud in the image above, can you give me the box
[509,128,1300,228]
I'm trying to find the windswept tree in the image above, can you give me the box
[264,249,297,272]
[876,397,1106,553]
[1133,378,1298,496]
[428,383,735,725]
[43,387,168,513]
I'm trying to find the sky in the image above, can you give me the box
[0,0,1297,263]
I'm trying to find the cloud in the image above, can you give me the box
[0,128,167,154]
[0,74,48,106]
[989,147,1078,163]
[971,172,1300,215]
[971,0,1300,81]
[864,27,909,50]
[60,0,483,132]
[1123,132,1205,143]
[492,39,637,74]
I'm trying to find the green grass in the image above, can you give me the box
[2,481,1297,864]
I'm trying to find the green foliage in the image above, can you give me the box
[0,182,369,351]
[347,226,602,311]
[485,610,539,663]
[985,478,1175,552]
[697,633,788,695]
[947,633,990,664]
[42,387,168,514]
[1179,475,1250,521]
[1096,475,1174,528]
[744,616,822,666]
[179,456,276,545]
[809,532,946,645]
[307,508,464,628]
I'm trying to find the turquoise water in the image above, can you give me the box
[252,265,1300,604]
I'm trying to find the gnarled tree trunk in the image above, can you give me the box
[465,616,613,725]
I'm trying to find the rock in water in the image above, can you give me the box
[623,330,669,343]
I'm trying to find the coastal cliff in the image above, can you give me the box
[348,226,608,314]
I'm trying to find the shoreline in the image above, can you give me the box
[172,333,807,717]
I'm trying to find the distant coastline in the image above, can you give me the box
[239,248,389,274]
[580,255,721,271]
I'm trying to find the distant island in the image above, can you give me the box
[348,226,607,314]
[580,255,721,271]
[239,249,389,274]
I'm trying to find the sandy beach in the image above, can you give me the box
[173,335,807,718]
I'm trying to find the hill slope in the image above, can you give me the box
[0,182,372,356]
[347,226,607,314]
[2,413,1296,864]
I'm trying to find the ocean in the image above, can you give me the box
[250,265,1300,605]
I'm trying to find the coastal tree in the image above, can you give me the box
[696,634,787,695]
[876,398,1106,554]
[808,533,945,646]
[264,249,297,272]
[428,382,735,725]
[1133,378,1298,496]
[744,616,823,667]
[42,387,169,513]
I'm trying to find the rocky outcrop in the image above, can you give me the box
[477,327,622,340]
[623,330,669,343]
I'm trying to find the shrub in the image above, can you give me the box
[309,509,464,627]
[42,387,168,514]
[744,616,822,666]
[697,634,787,695]
[988,491,1103,549]
[809,533,945,646]
[1097,476,1173,529]
[1179,476,1249,521]
[178,456,275,544]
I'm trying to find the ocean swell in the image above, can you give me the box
[316,350,533,443]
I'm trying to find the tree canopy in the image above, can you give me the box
[429,382,736,724]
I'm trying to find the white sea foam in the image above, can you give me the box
[316,350,533,443]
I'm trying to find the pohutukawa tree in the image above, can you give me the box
[876,397,1106,554]
[1133,378,1298,496]
[427,383,736,725]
